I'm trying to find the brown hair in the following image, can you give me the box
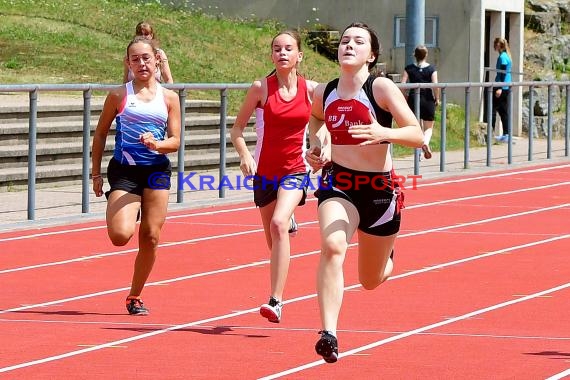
[270,29,303,52]
[126,36,157,58]
[414,45,428,62]
[341,22,381,70]
[135,22,155,37]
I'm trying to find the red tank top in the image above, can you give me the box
[254,75,310,178]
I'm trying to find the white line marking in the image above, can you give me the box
[0,228,262,274]
[4,319,568,342]
[1,198,567,313]
[1,207,568,315]
[414,163,570,189]
[0,306,262,373]
[0,234,567,373]
[1,163,568,242]
[409,182,570,209]
[0,206,258,243]
[1,181,568,274]
[258,281,570,379]
[546,368,570,380]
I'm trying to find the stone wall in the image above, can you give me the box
[522,0,570,137]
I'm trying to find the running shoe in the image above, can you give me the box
[259,296,283,323]
[315,330,338,363]
[421,144,432,159]
[126,296,149,316]
[288,214,299,237]
[494,134,509,143]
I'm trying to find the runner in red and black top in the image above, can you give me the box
[305,22,423,363]
[231,30,318,324]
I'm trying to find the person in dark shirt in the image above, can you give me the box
[401,45,440,159]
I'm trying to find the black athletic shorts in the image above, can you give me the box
[407,95,436,121]
[316,162,404,236]
[253,172,309,208]
[106,157,172,197]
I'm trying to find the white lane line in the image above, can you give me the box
[4,320,570,342]
[0,206,256,243]
[258,281,570,379]
[0,306,262,373]
[414,163,570,189]
[0,234,568,373]
[546,368,570,380]
[408,182,570,209]
[0,209,570,314]
[1,163,568,242]
[1,208,568,315]
[1,180,568,274]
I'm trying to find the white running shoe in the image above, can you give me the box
[260,297,283,323]
[288,214,298,237]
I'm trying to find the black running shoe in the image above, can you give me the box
[126,296,149,316]
[315,330,338,363]
[260,296,283,323]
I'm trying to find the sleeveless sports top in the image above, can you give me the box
[254,74,311,178]
[114,81,169,165]
[323,75,393,145]
[404,63,436,99]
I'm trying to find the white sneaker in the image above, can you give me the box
[494,134,509,143]
[288,214,298,237]
[260,297,283,323]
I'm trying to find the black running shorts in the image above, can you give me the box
[316,162,404,236]
[106,157,172,196]
[253,172,309,208]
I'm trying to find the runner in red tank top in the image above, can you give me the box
[255,74,310,179]
[231,30,318,323]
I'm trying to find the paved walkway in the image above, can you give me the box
[0,92,568,231]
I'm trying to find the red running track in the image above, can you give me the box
[0,163,569,379]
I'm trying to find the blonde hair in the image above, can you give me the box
[494,37,511,57]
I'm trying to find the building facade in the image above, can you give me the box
[175,0,525,133]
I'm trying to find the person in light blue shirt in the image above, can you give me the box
[492,37,512,143]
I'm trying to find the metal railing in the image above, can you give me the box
[0,83,249,220]
[399,80,570,175]
[0,80,569,220]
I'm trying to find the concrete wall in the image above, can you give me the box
[179,1,521,78]
[173,0,525,132]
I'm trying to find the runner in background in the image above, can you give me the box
[230,30,318,323]
[401,44,440,159]
[123,21,174,84]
